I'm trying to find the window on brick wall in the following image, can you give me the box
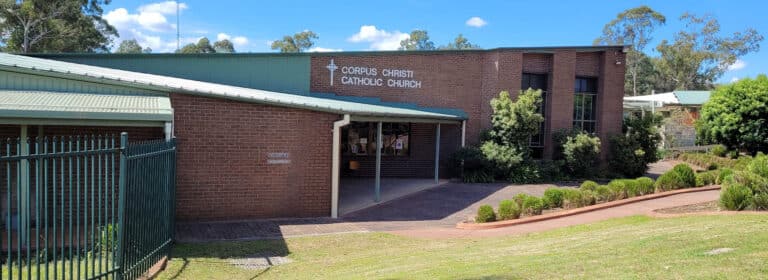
[342,122,411,156]
[522,73,548,158]
[573,77,598,133]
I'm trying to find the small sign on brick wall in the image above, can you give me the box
[267,152,291,164]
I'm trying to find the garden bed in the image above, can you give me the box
[457,185,721,230]
[653,200,720,214]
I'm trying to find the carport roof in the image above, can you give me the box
[0,90,173,123]
[0,53,466,122]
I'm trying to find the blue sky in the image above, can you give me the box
[103,0,766,83]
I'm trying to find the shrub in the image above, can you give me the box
[594,185,613,202]
[719,183,753,211]
[562,132,601,177]
[710,144,727,157]
[753,193,768,211]
[747,152,768,178]
[607,180,628,200]
[543,188,565,208]
[580,190,597,206]
[521,196,545,216]
[621,179,641,197]
[481,90,544,171]
[497,200,521,220]
[562,188,595,208]
[507,164,544,184]
[728,150,739,159]
[671,164,696,187]
[449,147,494,183]
[609,114,663,177]
[675,152,752,171]
[695,170,720,187]
[636,177,655,195]
[717,168,734,184]
[580,180,599,191]
[725,171,768,194]
[475,205,497,223]
[513,193,532,207]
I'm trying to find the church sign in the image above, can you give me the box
[326,59,422,89]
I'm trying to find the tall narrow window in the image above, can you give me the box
[573,77,598,133]
[522,73,547,158]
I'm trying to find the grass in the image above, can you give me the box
[157,214,768,280]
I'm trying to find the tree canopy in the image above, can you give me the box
[0,0,117,53]
[440,34,479,50]
[653,13,763,91]
[116,39,151,54]
[213,39,235,53]
[594,6,666,96]
[270,31,318,53]
[696,75,768,154]
[595,7,763,94]
[177,37,235,54]
[399,30,435,50]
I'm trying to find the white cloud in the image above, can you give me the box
[465,17,487,28]
[347,25,409,50]
[138,1,188,14]
[308,47,343,52]
[730,77,740,83]
[217,33,249,47]
[728,59,746,71]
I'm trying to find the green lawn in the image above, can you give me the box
[157,215,768,279]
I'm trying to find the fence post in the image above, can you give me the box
[115,132,129,279]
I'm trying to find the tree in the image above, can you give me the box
[594,6,666,96]
[0,0,117,53]
[654,13,763,91]
[481,89,543,169]
[116,39,142,53]
[213,39,235,53]
[440,34,479,50]
[270,30,318,53]
[196,37,214,53]
[696,75,768,154]
[399,30,435,50]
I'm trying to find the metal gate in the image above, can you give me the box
[0,132,176,279]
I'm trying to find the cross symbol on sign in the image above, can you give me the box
[326,59,338,86]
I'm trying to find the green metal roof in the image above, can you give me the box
[0,90,173,122]
[0,53,466,122]
[673,91,711,105]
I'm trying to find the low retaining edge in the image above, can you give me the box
[456,185,722,230]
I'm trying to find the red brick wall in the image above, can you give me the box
[170,93,338,221]
[597,50,626,160]
[309,48,625,165]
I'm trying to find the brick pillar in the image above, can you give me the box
[598,50,626,160]
[544,50,576,159]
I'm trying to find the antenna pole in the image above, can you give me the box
[176,1,180,51]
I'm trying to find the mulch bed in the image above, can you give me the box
[653,200,721,214]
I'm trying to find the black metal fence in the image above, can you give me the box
[0,133,176,279]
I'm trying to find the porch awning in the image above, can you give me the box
[0,90,173,127]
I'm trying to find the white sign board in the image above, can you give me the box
[267,152,291,164]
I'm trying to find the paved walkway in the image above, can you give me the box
[175,161,717,241]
